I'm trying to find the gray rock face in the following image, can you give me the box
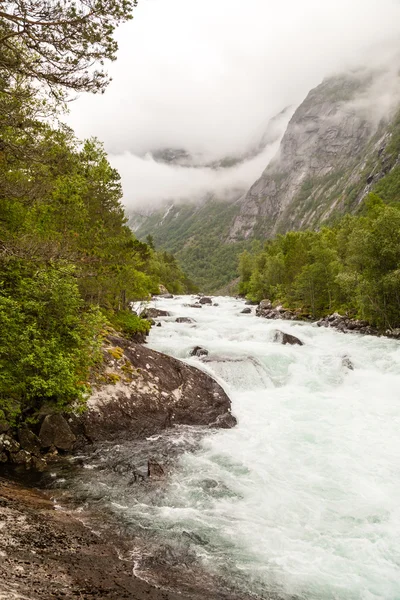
[273,330,304,346]
[82,337,236,442]
[230,72,396,240]
[39,414,76,451]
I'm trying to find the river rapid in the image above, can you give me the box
[54,296,400,599]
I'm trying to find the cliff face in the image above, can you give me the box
[229,72,398,240]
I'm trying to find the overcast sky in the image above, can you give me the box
[68,0,400,211]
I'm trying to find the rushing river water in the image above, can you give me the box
[55,296,400,599]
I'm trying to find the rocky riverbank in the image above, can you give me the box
[255,298,400,339]
[0,334,236,471]
[0,476,256,600]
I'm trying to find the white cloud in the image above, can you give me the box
[67,0,400,209]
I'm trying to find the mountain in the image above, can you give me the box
[229,70,400,240]
[129,69,400,292]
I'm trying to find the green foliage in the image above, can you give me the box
[239,196,400,328]
[0,263,104,424]
[105,310,151,338]
[0,5,192,425]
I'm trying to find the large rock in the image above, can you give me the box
[140,307,170,319]
[199,297,212,305]
[18,426,41,456]
[273,330,304,346]
[39,414,76,452]
[83,337,236,441]
[241,308,251,314]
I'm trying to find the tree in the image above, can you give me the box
[0,0,136,96]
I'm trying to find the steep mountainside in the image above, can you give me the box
[130,70,400,292]
[230,71,400,239]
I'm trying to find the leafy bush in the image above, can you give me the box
[0,263,104,424]
[105,310,151,338]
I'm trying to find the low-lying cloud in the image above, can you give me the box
[68,0,400,210]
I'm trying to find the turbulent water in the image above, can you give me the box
[56,296,400,599]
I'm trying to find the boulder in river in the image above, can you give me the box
[184,303,202,308]
[176,317,196,324]
[140,307,170,319]
[82,336,235,442]
[273,330,304,346]
[199,297,212,305]
[241,308,251,314]
[190,346,209,357]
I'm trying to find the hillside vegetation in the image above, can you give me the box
[133,198,248,292]
[0,0,193,427]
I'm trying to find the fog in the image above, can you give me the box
[68,0,400,210]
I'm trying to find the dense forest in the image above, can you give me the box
[0,0,194,426]
[239,191,400,329]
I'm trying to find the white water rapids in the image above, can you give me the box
[137,295,400,600]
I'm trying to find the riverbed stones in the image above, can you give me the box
[241,308,251,314]
[316,314,379,336]
[199,297,212,305]
[39,414,76,452]
[256,299,300,320]
[273,330,304,346]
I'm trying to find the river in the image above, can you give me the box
[55,296,400,599]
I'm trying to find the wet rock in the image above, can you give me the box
[273,330,304,346]
[140,307,170,319]
[11,449,32,466]
[245,300,258,305]
[147,459,165,477]
[0,451,8,462]
[156,322,162,327]
[199,297,212,305]
[209,412,237,429]
[258,299,272,311]
[184,303,202,308]
[18,426,41,456]
[213,303,219,306]
[39,414,76,452]
[176,317,196,323]
[130,331,147,344]
[31,456,47,472]
[159,293,174,299]
[342,355,354,370]
[316,314,379,336]
[82,337,236,441]
[190,346,209,357]
[241,308,251,314]
[0,433,20,454]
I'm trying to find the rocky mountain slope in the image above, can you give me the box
[229,70,400,240]
[130,69,400,291]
